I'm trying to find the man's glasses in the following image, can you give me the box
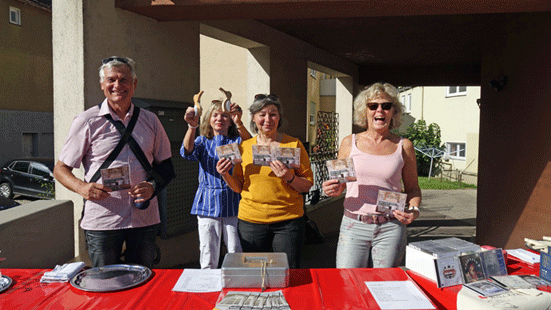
[367,102,393,111]
[102,57,129,64]
[254,94,279,101]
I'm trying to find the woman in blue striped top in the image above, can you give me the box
[181,91,251,269]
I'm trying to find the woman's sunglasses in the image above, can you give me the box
[254,94,279,101]
[367,102,393,111]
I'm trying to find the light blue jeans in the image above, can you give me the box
[336,215,407,268]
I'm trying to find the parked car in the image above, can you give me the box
[0,158,55,199]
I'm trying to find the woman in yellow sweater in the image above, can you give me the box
[217,94,313,268]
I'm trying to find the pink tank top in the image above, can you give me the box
[344,134,405,214]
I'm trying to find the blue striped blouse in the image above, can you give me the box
[181,135,241,217]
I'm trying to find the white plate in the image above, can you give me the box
[70,264,152,292]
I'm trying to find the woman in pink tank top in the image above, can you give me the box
[322,82,421,268]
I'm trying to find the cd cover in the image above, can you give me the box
[252,145,273,166]
[101,165,131,191]
[273,147,301,169]
[326,158,357,183]
[216,143,242,165]
[375,190,407,216]
[464,279,509,297]
[458,252,486,284]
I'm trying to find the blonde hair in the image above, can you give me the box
[353,82,404,129]
[199,100,239,139]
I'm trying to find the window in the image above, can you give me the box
[405,93,412,113]
[309,102,316,125]
[31,163,52,178]
[446,142,466,160]
[447,86,467,97]
[9,7,21,25]
[22,133,38,157]
[12,161,30,173]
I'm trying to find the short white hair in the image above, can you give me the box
[99,56,136,82]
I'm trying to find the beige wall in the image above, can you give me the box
[0,0,52,112]
[202,20,358,143]
[0,200,74,268]
[200,35,250,128]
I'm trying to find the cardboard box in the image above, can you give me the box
[221,253,289,289]
[405,245,463,288]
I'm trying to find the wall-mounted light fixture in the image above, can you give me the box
[489,75,507,91]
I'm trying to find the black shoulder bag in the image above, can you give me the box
[90,105,175,209]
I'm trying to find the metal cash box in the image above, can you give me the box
[221,253,289,288]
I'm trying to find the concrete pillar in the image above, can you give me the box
[52,0,86,257]
[335,76,354,146]
[477,12,551,248]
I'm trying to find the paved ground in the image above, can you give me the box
[179,189,477,269]
[300,189,477,269]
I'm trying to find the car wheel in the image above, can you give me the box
[0,182,13,199]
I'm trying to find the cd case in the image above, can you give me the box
[375,190,407,216]
[216,143,242,164]
[326,158,357,183]
[252,145,273,166]
[252,146,300,168]
[273,147,300,169]
[463,279,509,297]
[458,252,486,284]
[101,165,131,191]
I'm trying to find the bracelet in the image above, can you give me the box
[409,206,420,212]
[188,124,199,129]
[286,174,295,184]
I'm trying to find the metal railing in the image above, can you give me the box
[305,111,339,205]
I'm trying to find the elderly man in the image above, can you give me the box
[54,57,174,268]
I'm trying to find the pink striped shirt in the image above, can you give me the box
[344,134,404,215]
[58,99,172,230]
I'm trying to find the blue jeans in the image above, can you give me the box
[84,225,158,268]
[336,215,407,268]
[238,217,305,269]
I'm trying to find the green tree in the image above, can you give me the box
[402,120,443,176]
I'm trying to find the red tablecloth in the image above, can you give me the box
[0,268,438,310]
[407,256,541,310]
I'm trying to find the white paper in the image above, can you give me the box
[172,269,222,292]
[365,281,435,310]
[507,248,540,264]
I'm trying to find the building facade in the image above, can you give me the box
[0,0,53,166]
[399,86,480,184]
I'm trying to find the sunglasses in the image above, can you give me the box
[102,57,129,64]
[254,94,279,101]
[367,102,393,111]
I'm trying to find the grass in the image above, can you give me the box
[417,176,477,190]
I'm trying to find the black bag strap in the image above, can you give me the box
[89,105,141,183]
[102,108,167,190]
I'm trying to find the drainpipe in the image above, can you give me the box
[421,86,424,120]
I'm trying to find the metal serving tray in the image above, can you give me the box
[0,275,12,293]
[70,264,152,292]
